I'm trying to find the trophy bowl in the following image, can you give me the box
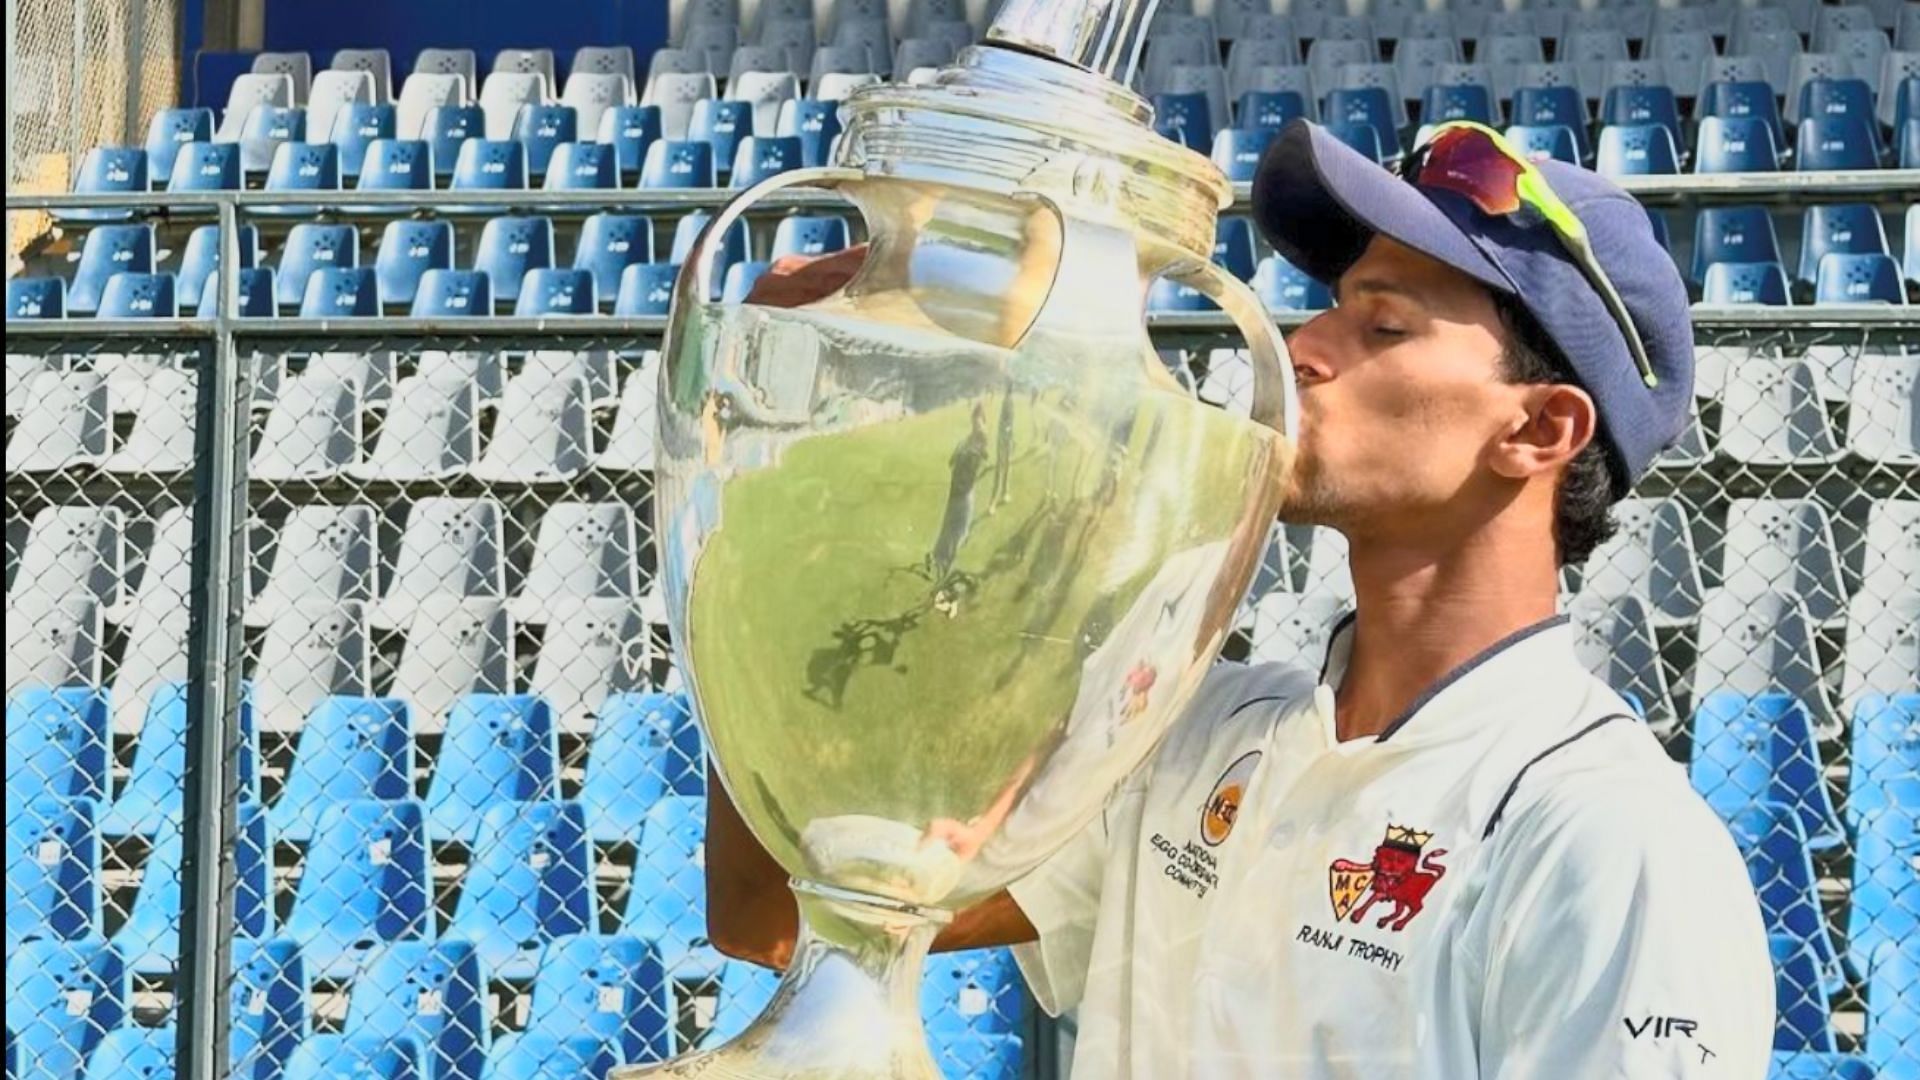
[626,5,1298,1075]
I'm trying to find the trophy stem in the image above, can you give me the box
[615,881,950,1079]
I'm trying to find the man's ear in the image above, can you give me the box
[1489,383,1597,482]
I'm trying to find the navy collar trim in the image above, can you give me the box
[1372,613,1570,743]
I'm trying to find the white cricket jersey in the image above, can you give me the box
[1008,613,1775,1079]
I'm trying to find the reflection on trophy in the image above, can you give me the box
[627,0,1299,1075]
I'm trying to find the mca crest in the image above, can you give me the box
[1199,750,1261,847]
[1328,824,1449,932]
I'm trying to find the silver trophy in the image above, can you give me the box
[630,1,1298,1075]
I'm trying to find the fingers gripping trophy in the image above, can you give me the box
[633,1,1301,1075]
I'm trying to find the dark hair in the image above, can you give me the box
[1493,295,1618,569]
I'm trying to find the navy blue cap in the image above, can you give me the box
[1250,120,1694,496]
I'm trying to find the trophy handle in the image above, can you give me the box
[1161,258,1302,442]
[676,165,866,308]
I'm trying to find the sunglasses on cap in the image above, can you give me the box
[1400,121,1659,390]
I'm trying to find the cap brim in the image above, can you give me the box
[1251,121,1514,295]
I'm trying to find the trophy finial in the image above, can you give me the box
[984,0,1163,84]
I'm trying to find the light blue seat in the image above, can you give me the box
[929,1032,1023,1080]
[1796,114,1881,171]
[574,215,655,307]
[270,696,412,845]
[1849,811,1920,985]
[6,277,65,319]
[1865,939,1919,1079]
[177,224,261,311]
[1213,216,1259,281]
[67,223,155,316]
[229,937,308,1080]
[114,802,270,976]
[1814,252,1906,304]
[770,215,850,260]
[1151,90,1213,150]
[96,273,178,319]
[706,961,778,1047]
[1324,119,1386,162]
[375,221,454,310]
[81,1025,173,1080]
[1772,935,1836,1053]
[1691,206,1782,287]
[512,104,578,177]
[639,140,716,188]
[345,941,487,1080]
[1147,275,1215,312]
[298,267,381,318]
[1689,690,1844,852]
[411,270,493,318]
[730,135,803,186]
[1702,260,1793,305]
[1595,123,1679,175]
[6,939,126,1080]
[425,106,485,181]
[1798,204,1891,286]
[522,934,675,1064]
[474,217,555,309]
[198,268,279,318]
[450,139,529,191]
[1846,693,1920,826]
[776,98,841,167]
[613,264,680,317]
[1210,126,1278,181]
[442,802,593,979]
[265,142,342,196]
[425,695,558,843]
[6,686,109,809]
[1324,87,1398,164]
[580,691,702,843]
[721,260,773,303]
[620,795,719,981]
[1510,84,1589,159]
[542,143,617,191]
[99,682,258,838]
[358,139,433,192]
[64,147,149,223]
[1695,115,1781,172]
[330,102,396,179]
[284,1035,419,1080]
[167,141,243,192]
[1726,803,1842,995]
[514,269,597,316]
[282,799,431,979]
[1698,80,1785,159]
[597,105,662,179]
[1236,89,1310,130]
[479,1035,616,1080]
[1503,122,1580,163]
[688,98,755,178]
[922,949,1022,1037]
[5,798,100,953]
[1767,1052,1876,1079]
[275,223,361,310]
[1600,84,1682,154]
[143,107,213,183]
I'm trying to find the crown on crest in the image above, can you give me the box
[1384,824,1434,850]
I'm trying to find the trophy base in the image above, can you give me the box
[612,882,949,1080]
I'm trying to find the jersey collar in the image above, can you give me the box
[1315,612,1575,746]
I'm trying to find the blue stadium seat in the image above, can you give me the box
[731,135,803,186]
[707,961,778,1047]
[1211,126,1277,181]
[425,694,558,843]
[270,695,412,845]
[65,147,148,223]
[1253,253,1333,310]
[1900,117,1920,169]
[1697,81,1786,162]
[443,802,593,979]
[1695,115,1781,173]
[1324,120,1387,162]
[1726,803,1842,995]
[177,224,260,310]
[1895,75,1920,136]
[1692,206,1782,287]
[97,272,178,318]
[1847,694,1920,826]
[668,209,750,269]
[543,142,617,190]
[1510,86,1589,161]
[581,692,702,843]
[1864,939,1919,1078]
[1703,261,1794,304]
[265,142,341,199]
[776,98,842,168]
[230,938,308,1080]
[1504,123,1580,163]
[1798,204,1891,286]
[1644,207,1670,252]
[283,799,431,979]
[480,1035,617,1080]
[597,105,663,180]
[1796,115,1882,171]
[298,267,381,318]
[426,105,487,180]
[276,223,361,310]
[376,220,455,310]
[1595,123,1679,175]
[1690,691,1843,851]
[922,950,1023,1037]
[330,102,396,179]
[688,98,755,177]
[1767,1052,1876,1080]
[1152,91,1215,150]
[613,263,680,316]
[573,215,654,307]
[99,682,258,838]
[1599,85,1682,155]
[81,1025,172,1080]
[621,795,720,980]
[284,1035,420,1080]
[1772,935,1836,1053]
[521,935,675,1065]
[1213,216,1259,282]
[1324,88,1399,166]
[639,140,716,188]
[114,804,271,976]
[7,940,125,1080]
[1814,252,1906,303]
[6,687,108,808]
[345,941,486,1080]
[238,105,306,173]
[1236,89,1310,131]
[144,107,214,185]
[473,217,555,309]
[358,139,433,191]
[513,104,579,178]
[6,276,65,319]
[1849,811,1920,985]
[514,268,597,315]
[451,139,529,190]
[1148,275,1216,312]
[721,260,773,302]
[1420,83,1493,125]
[1796,77,1880,137]
[5,798,100,952]
[771,215,850,260]
[929,1033,1023,1080]
[67,222,155,315]
[167,141,242,191]
[199,267,280,318]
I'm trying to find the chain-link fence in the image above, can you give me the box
[5,186,1917,1080]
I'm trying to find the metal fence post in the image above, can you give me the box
[176,195,250,1080]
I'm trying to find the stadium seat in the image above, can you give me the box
[1579,497,1703,625]
[1889,66,1920,131]
[1697,81,1787,160]
[1568,592,1674,730]
[424,694,559,843]
[1152,90,1214,151]
[1725,803,1843,994]
[621,794,718,981]
[10,504,122,607]
[103,365,200,474]
[356,138,432,191]
[1209,127,1276,182]
[1798,76,1881,134]
[1847,686,1920,822]
[1595,123,1678,174]
[99,681,258,837]
[216,71,297,142]
[274,223,360,310]
[375,497,506,631]
[642,71,716,141]
[690,97,756,175]
[731,70,802,140]
[707,960,779,1046]
[298,267,380,317]
[247,597,369,732]
[1690,206,1782,289]
[451,138,528,190]
[331,48,394,104]
[1798,204,1892,287]
[81,1025,172,1080]
[388,600,514,736]
[4,371,108,472]
[1211,217,1259,283]
[597,359,662,473]
[1236,88,1310,130]
[543,142,617,190]
[6,939,126,1080]
[514,269,597,316]
[598,105,663,179]
[480,1035,617,1080]
[1249,254,1330,312]
[1323,119,1387,162]
[527,596,648,737]
[1772,935,1837,1053]
[176,223,260,308]
[730,135,802,186]
[344,940,486,1080]
[375,220,454,309]
[513,103,578,176]
[356,366,476,472]
[1864,938,1920,1079]
[775,97,841,166]
[1702,261,1793,305]
[509,502,640,623]
[5,797,99,951]
[6,687,109,810]
[1720,499,1848,625]
[1900,116,1920,167]
[1693,594,1840,765]
[312,70,380,150]
[1509,85,1589,159]
[471,216,555,309]
[1845,352,1920,463]
[1850,811,1920,984]
[771,215,850,260]
[283,799,431,979]
[519,935,675,1065]
[561,72,634,141]
[144,106,213,183]
[1324,87,1400,164]
[1600,83,1681,149]
[1148,275,1215,312]
[398,72,471,141]
[468,369,594,482]
[237,104,307,174]
[424,105,485,178]
[1695,115,1782,173]
[1420,82,1494,124]
[114,803,270,976]
[284,1035,419,1080]
[1815,252,1906,303]
[248,503,376,628]
[270,695,412,844]
[1797,115,1882,170]
[443,801,593,978]
[66,223,155,315]
[96,272,178,319]
[1504,122,1580,163]
[614,263,680,316]
[481,72,552,142]
[230,937,308,1080]
[923,949,1023,1036]
[6,276,64,319]
[65,147,147,223]
[251,373,363,481]
[580,691,702,843]
[1842,588,1920,708]
[639,139,716,187]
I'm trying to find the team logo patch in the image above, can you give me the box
[1328,824,1449,932]
[1119,660,1158,723]
[1199,750,1261,847]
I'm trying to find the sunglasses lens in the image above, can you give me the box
[1412,128,1526,217]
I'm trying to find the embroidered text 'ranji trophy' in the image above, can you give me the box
[630,1,1299,1074]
